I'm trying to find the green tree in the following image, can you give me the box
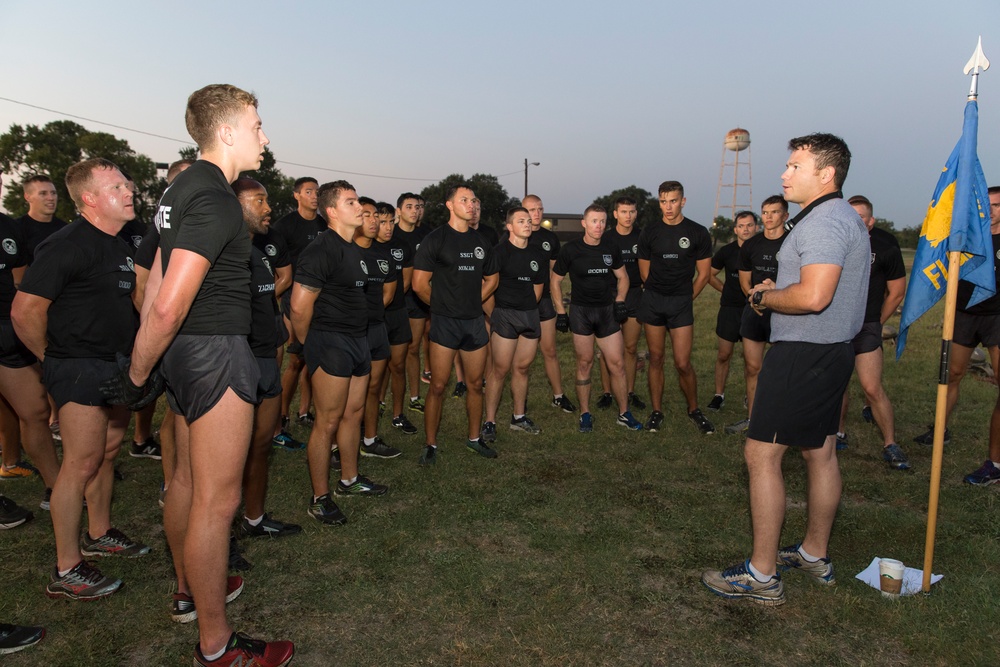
[710,215,734,248]
[241,147,294,220]
[419,173,518,233]
[590,185,659,230]
[895,225,921,249]
[0,120,158,222]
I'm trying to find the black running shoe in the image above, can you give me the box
[861,405,875,424]
[551,395,577,413]
[645,410,664,432]
[0,623,45,655]
[467,438,498,459]
[914,426,950,446]
[307,494,348,525]
[688,409,715,434]
[392,414,418,435]
[297,412,315,427]
[81,528,151,558]
[596,393,613,410]
[361,437,402,459]
[228,534,252,571]
[0,495,33,529]
[452,381,467,398]
[330,447,341,470]
[481,421,497,443]
[335,475,389,496]
[707,394,724,411]
[418,445,437,465]
[129,437,162,460]
[237,514,302,539]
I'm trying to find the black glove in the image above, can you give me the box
[100,352,165,411]
[287,341,304,356]
[614,301,628,323]
[555,313,570,333]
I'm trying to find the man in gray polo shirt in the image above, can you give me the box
[702,133,869,606]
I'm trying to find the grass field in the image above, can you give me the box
[2,277,999,666]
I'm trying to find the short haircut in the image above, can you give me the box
[787,133,851,190]
[414,194,425,203]
[734,210,759,225]
[232,177,265,197]
[614,196,637,210]
[166,159,196,185]
[761,194,788,212]
[396,192,419,208]
[848,195,873,216]
[65,158,119,209]
[444,182,473,203]
[185,84,259,150]
[658,181,684,197]
[506,206,529,224]
[583,204,606,217]
[293,177,318,193]
[988,186,1000,196]
[317,180,355,213]
[22,174,54,191]
[375,202,395,217]
[358,196,376,208]
[523,194,541,205]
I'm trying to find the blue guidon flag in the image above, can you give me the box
[897,99,995,358]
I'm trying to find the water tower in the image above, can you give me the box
[714,128,753,223]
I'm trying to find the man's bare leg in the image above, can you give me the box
[0,365,58,487]
[244,393,281,520]
[668,325,698,412]
[595,332,629,410]
[855,348,896,445]
[799,436,841,559]
[425,342,458,445]
[746,437,788,578]
[406,318,427,403]
[621,317,641,394]
[572,334,596,414]
[306,370,350,497]
[458,345,487,441]
[715,337,735,397]
[743,340,766,417]
[335,374,370,483]
[538,318,565,400]
[485,334,517,424]
[644,324,666,412]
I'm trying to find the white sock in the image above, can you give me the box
[553,394,563,400]
[58,566,73,577]
[836,432,846,439]
[364,437,376,446]
[245,515,263,527]
[513,414,525,421]
[716,393,724,398]
[747,560,773,582]
[410,396,419,402]
[797,545,821,562]
[341,476,357,486]
[202,644,227,662]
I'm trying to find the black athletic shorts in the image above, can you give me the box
[385,308,412,346]
[623,286,642,319]
[255,355,282,402]
[637,290,694,329]
[279,290,292,319]
[569,304,620,339]
[0,319,36,369]
[491,306,541,340]
[43,357,117,408]
[851,321,883,355]
[275,313,290,349]
[406,292,430,320]
[429,314,488,352]
[305,330,371,378]
[740,307,772,343]
[538,296,556,322]
[747,341,855,448]
[163,334,259,423]
[368,322,390,362]
[953,310,1000,348]
[716,305,743,343]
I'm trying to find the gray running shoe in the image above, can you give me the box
[776,544,836,585]
[882,444,911,471]
[45,561,122,600]
[335,475,388,496]
[510,415,541,435]
[361,437,402,459]
[481,421,498,443]
[81,528,150,558]
[467,438,498,459]
[701,560,785,606]
[725,418,750,435]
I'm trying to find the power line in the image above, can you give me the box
[0,96,526,184]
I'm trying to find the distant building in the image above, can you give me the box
[541,212,584,243]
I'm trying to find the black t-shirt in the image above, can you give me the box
[118,219,149,255]
[959,233,1000,315]
[18,214,68,265]
[865,227,906,323]
[472,224,500,248]
[739,231,787,287]
[528,227,561,298]
[392,224,428,299]
[413,224,498,319]
[295,230,368,336]
[358,241,398,324]
[272,210,325,269]
[19,218,136,360]
[711,240,744,307]
[134,226,159,271]
[603,225,642,287]
[253,229,291,275]
[378,237,410,311]
[553,237,624,307]
[637,217,712,296]
[0,215,26,318]
[248,244,280,356]
[154,160,251,336]
[492,240,545,311]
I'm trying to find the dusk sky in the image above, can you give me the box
[2,1,998,229]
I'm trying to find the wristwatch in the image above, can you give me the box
[752,290,765,308]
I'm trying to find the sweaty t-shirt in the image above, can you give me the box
[0,215,26,318]
[603,225,642,288]
[295,230,368,337]
[958,233,1000,315]
[272,210,325,269]
[492,240,545,311]
[528,227,561,299]
[711,240,744,307]
[865,227,906,323]
[739,231,787,287]
[249,244,280,356]
[553,237,623,307]
[20,218,136,360]
[154,160,251,336]
[134,226,159,271]
[18,214,68,265]
[414,224,498,319]
[379,237,410,311]
[637,217,712,296]
[118,218,149,255]
[358,241,398,324]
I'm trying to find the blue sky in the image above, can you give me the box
[1,1,998,228]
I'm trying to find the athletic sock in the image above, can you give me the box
[341,476,357,486]
[797,545,821,562]
[245,515,263,527]
[513,414,525,421]
[363,437,376,446]
[836,432,846,439]
[747,560,773,583]
[553,394,563,400]
[202,643,227,662]
[58,565,73,578]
